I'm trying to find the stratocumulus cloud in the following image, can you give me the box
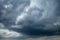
[0,0,60,39]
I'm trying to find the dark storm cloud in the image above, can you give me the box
[55,0,60,17]
[0,0,60,38]
[15,0,60,36]
[0,0,30,38]
[0,0,30,28]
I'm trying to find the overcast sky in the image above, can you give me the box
[0,0,60,40]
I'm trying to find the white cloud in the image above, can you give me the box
[4,4,13,9]
[0,29,23,38]
[15,13,27,24]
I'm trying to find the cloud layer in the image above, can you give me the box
[0,0,60,39]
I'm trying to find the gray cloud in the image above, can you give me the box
[16,0,60,36]
[0,0,60,39]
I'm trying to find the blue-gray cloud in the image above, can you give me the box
[0,0,60,38]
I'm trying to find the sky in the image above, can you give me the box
[0,0,60,40]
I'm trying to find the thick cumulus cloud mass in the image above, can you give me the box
[0,0,60,39]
